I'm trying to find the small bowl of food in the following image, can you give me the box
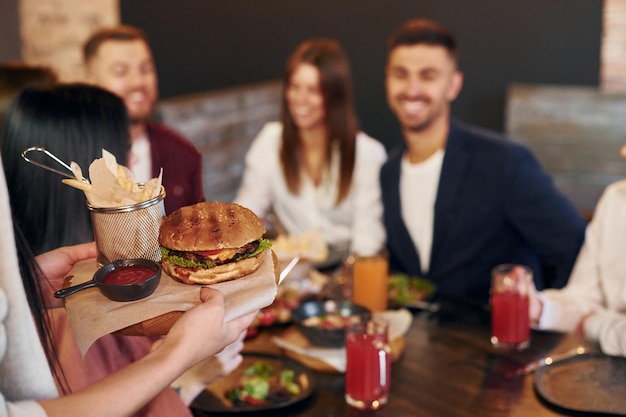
[291,299,370,348]
[54,258,161,302]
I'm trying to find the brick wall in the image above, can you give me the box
[506,84,626,218]
[157,80,282,203]
[602,0,626,92]
[18,0,118,82]
[504,0,626,217]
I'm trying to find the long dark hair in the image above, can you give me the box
[2,84,130,392]
[1,83,129,254]
[2,84,129,393]
[279,38,359,205]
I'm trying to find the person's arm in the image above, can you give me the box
[39,288,256,417]
[349,135,387,255]
[531,181,623,339]
[582,311,626,356]
[505,144,586,289]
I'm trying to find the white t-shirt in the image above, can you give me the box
[399,149,444,273]
[128,134,152,182]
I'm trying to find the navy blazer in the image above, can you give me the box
[381,120,586,306]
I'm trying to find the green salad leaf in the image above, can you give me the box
[388,273,436,305]
[225,360,302,406]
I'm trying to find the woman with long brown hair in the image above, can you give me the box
[236,38,386,256]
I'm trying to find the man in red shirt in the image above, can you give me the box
[83,25,205,214]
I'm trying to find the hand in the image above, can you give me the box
[528,278,543,327]
[575,311,594,338]
[171,330,246,405]
[35,242,98,308]
[152,287,257,372]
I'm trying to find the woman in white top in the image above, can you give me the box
[531,173,626,356]
[235,39,387,256]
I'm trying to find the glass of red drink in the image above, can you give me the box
[490,264,531,351]
[345,317,391,410]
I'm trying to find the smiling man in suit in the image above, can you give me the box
[380,18,586,306]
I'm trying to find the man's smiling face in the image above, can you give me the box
[385,44,462,133]
[86,39,159,125]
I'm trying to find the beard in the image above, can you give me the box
[129,116,148,126]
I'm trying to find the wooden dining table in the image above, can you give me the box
[191,298,597,417]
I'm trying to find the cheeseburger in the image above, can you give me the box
[159,202,271,285]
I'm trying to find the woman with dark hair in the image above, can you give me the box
[235,38,387,256]
[1,84,248,416]
[0,156,256,416]
[2,83,129,254]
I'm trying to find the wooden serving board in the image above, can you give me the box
[114,311,184,336]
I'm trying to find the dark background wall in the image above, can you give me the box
[0,0,21,61]
[123,0,601,150]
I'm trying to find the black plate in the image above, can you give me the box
[291,299,370,348]
[535,353,626,416]
[191,352,316,415]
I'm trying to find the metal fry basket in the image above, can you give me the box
[88,186,166,266]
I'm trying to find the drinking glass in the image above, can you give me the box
[348,252,389,312]
[490,263,531,350]
[345,317,391,410]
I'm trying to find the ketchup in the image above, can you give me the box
[102,265,156,285]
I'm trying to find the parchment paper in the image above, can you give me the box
[64,250,277,355]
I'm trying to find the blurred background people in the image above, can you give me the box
[235,38,387,257]
[530,146,626,356]
[83,24,205,214]
[1,83,244,416]
[380,18,586,306]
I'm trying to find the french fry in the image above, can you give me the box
[62,178,92,192]
[63,149,164,207]
[140,187,151,202]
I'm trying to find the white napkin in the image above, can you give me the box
[272,308,413,373]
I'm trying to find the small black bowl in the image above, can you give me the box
[54,259,161,302]
[291,299,371,348]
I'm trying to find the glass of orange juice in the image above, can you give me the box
[349,252,389,312]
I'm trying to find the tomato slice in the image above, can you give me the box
[194,249,222,256]
[244,396,266,406]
